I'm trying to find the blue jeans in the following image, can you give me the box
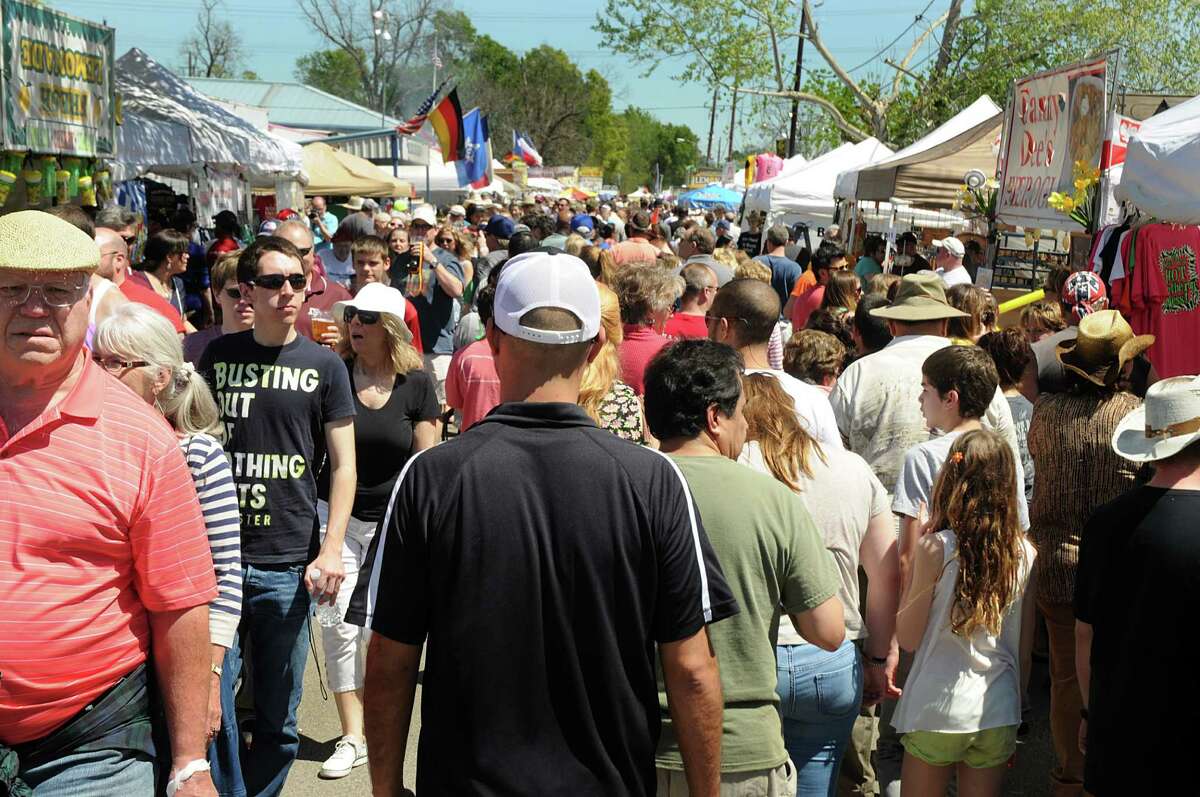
[776,640,863,797]
[20,747,154,796]
[239,564,311,797]
[209,636,247,797]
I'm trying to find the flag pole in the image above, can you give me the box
[432,36,438,93]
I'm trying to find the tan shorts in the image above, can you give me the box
[656,759,796,796]
[422,352,452,405]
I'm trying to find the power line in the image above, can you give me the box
[845,0,939,74]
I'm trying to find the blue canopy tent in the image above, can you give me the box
[677,183,743,209]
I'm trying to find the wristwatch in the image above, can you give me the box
[864,654,889,668]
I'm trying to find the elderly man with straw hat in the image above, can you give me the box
[1074,374,1200,797]
[0,211,218,796]
[1025,308,1154,797]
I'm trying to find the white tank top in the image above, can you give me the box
[891,530,1035,734]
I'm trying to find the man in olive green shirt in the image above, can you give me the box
[643,338,845,793]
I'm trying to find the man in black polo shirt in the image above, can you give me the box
[347,251,737,796]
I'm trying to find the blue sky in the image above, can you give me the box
[52,0,953,154]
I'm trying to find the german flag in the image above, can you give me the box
[429,88,465,164]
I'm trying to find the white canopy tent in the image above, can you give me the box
[527,176,567,195]
[1115,94,1200,224]
[391,159,516,204]
[838,95,1002,208]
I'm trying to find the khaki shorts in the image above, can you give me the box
[901,725,1018,769]
[656,759,796,796]
[423,352,452,405]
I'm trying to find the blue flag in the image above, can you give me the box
[455,108,490,188]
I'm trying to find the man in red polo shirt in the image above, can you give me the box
[95,224,186,334]
[0,211,218,796]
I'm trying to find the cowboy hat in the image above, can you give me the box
[340,196,365,211]
[869,272,969,321]
[1056,310,1154,387]
[1112,376,1200,462]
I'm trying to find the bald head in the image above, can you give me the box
[710,277,780,345]
[95,227,129,282]
[274,220,315,273]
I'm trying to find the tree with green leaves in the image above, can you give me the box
[294,49,370,108]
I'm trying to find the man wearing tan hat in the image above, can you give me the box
[1074,375,1200,797]
[0,211,218,795]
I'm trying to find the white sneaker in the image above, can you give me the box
[319,735,368,779]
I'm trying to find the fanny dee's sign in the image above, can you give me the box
[996,57,1108,230]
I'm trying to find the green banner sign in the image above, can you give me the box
[2,0,116,157]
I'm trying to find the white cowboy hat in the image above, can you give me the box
[1112,375,1200,462]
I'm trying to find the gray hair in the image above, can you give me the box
[95,206,138,231]
[94,304,222,438]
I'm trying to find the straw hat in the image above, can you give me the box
[1055,310,1154,387]
[340,196,365,211]
[0,210,100,272]
[869,272,969,321]
[1112,376,1200,462]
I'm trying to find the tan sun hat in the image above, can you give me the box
[0,210,100,272]
[869,272,969,321]
[1112,375,1200,462]
[340,196,365,211]
[1056,310,1154,387]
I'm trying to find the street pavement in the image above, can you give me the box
[281,638,1055,796]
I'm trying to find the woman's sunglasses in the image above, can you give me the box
[223,287,243,300]
[343,306,380,324]
[436,237,455,247]
[251,274,307,290]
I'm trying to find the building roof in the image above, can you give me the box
[185,77,400,133]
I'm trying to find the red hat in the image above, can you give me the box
[276,208,300,221]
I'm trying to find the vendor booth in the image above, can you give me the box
[302,142,412,198]
[677,183,743,210]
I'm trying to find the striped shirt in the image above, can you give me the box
[0,356,217,745]
[180,433,243,649]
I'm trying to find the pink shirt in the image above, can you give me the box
[610,237,661,267]
[791,285,826,330]
[445,339,501,431]
[619,324,672,395]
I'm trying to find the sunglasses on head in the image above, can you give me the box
[343,306,380,324]
[251,273,307,290]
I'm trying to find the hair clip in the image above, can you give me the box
[950,451,965,464]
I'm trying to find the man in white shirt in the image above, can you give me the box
[707,277,843,450]
[933,236,972,288]
[830,273,1020,492]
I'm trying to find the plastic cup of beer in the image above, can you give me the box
[310,309,338,342]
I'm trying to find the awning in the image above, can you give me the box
[302,142,412,197]
[744,138,893,216]
[1115,93,1200,224]
[842,95,1002,208]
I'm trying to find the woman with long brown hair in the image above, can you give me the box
[739,372,899,795]
[579,282,645,442]
[892,429,1037,797]
[820,269,862,318]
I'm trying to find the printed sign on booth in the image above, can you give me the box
[996,57,1109,230]
[2,0,117,157]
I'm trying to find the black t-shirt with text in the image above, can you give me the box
[1075,486,1200,794]
[317,361,440,522]
[346,402,738,796]
[736,229,762,257]
[200,330,356,565]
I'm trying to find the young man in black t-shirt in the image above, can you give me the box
[1075,377,1200,796]
[348,251,737,796]
[199,236,357,796]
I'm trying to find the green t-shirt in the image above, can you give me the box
[656,455,841,772]
[854,254,882,288]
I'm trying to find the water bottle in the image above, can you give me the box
[308,568,343,628]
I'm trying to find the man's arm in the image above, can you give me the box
[306,418,356,601]
[788,594,846,652]
[150,605,217,797]
[433,260,465,298]
[860,512,902,703]
[364,634,422,795]
[659,627,722,797]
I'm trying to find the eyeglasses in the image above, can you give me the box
[0,275,89,307]
[223,287,243,300]
[410,222,432,232]
[343,306,380,324]
[251,273,307,290]
[93,355,150,373]
[435,237,454,247]
[704,314,749,326]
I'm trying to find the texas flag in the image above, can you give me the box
[513,130,543,167]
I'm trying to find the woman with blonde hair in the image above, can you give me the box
[579,282,645,442]
[564,233,588,257]
[314,282,439,779]
[947,284,997,344]
[93,304,245,793]
[739,372,900,796]
[580,245,618,286]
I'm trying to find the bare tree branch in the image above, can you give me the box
[801,0,882,128]
[182,0,243,78]
[887,10,949,101]
[735,86,872,141]
[931,0,966,81]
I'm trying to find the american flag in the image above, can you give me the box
[395,80,448,135]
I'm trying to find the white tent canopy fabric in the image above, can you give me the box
[743,138,894,219]
[1115,94,1200,224]
[116,49,304,183]
[392,159,516,203]
[839,95,1002,207]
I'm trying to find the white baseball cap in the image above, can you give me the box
[410,205,437,226]
[449,204,467,217]
[932,236,965,258]
[332,282,411,341]
[493,251,601,345]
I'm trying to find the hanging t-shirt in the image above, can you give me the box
[199,330,356,565]
[1116,223,1200,377]
[318,362,439,523]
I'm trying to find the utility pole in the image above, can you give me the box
[727,87,738,161]
[786,4,808,158]
[706,86,718,166]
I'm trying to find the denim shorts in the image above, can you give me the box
[901,725,1018,769]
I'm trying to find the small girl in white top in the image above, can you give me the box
[893,429,1037,797]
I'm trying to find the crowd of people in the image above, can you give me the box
[0,191,1196,797]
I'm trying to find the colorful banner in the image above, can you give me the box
[996,56,1109,231]
[2,0,116,157]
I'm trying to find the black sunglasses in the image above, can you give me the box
[252,273,307,290]
[223,287,242,300]
[343,306,380,324]
[435,237,454,246]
